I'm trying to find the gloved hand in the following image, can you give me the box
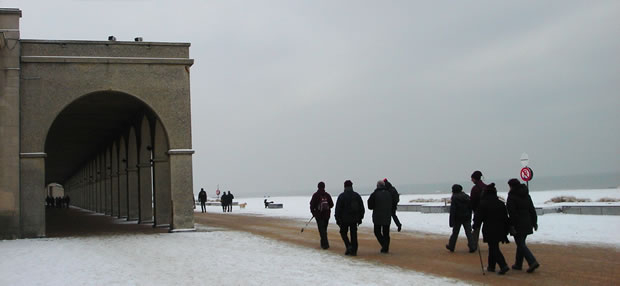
[358,220,362,226]
[534,224,538,231]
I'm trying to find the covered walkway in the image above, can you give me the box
[46,207,167,238]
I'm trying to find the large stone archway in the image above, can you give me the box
[0,9,196,238]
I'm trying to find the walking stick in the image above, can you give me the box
[300,216,314,233]
[477,241,485,275]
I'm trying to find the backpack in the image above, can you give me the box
[318,195,330,219]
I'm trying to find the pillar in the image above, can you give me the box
[168,149,195,231]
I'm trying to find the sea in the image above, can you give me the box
[382,172,620,196]
[263,172,620,197]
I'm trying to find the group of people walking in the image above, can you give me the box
[46,195,70,208]
[309,178,401,256]
[220,191,234,212]
[447,170,540,275]
[307,171,540,276]
[196,188,235,213]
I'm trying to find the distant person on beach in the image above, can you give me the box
[384,178,402,232]
[446,184,476,253]
[221,192,228,212]
[309,181,334,249]
[264,198,274,208]
[335,180,365,256]
[227,191,234,212]
[470,170,487,250]
[506,178,540,273]
[473,183,511,275]
[198,188,207,213]
[368,180,393,253]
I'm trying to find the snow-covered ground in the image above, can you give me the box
[0,228,464,286]
[210,188,620,248]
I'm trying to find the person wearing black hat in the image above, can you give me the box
[310,181,334,249]
[473,183,511,275]
[368,180,393,253]
[446,184,476,253]
[470,170,487,251]
[335,180,365,256]
[506,178,540,273]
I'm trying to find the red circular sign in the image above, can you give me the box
[520,167,534,182]
[216,189,221,196]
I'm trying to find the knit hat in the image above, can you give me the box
[318,181,325,189]
[344,180,353,187]
[485,183,497,195]
[507,178,520,188]
[452,184,463,193]
[471,170,483,181]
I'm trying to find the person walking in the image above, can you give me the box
[227,191,234,212]
[384,178,402,232]
[507,178,540,273]
[446,184,476,253]
[309,181,334,249]
[335,180,365,256]
[368,180,393,253]
[220,191,228,212]
[473,183,511,275]
[198,188,207,213]
[470,170,487,251]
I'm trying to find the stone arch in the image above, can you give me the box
[10,43,196,238]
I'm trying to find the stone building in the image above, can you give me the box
[0,8,196,239]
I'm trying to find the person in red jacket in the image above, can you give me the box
[309,181,334,249]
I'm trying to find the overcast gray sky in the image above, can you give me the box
[3,0,619,196]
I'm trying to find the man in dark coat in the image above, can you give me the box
[473,183,510,275]
[198,188,207,213]
[384,179,402,232]
[309,182,334,249]
[227,191,234,212]
[368,180,393,253]
[470,170,487,250]
[335,180,365,256]
[507,178,540,273]
[220,192,228,212]
[446,184,476,253]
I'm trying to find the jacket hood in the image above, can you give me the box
[452,191,469,203]
[511,184,529,197]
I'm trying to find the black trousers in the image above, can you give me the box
[514,233,537,267]
[448,220,475,251]
[487,241,508,270]
[200,202,206,213]
[227,204,232,212]
[221,204,226,212]
[374,224,390,252]
[316,218,330,249]
[339,223,358,254]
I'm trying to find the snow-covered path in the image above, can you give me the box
[0,229,465,286]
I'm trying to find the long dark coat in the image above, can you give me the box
[473,192,510,243]
[335,186,365,225]
[367,187,392,225]
[507,184,537,235]
[449,191,472,227]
